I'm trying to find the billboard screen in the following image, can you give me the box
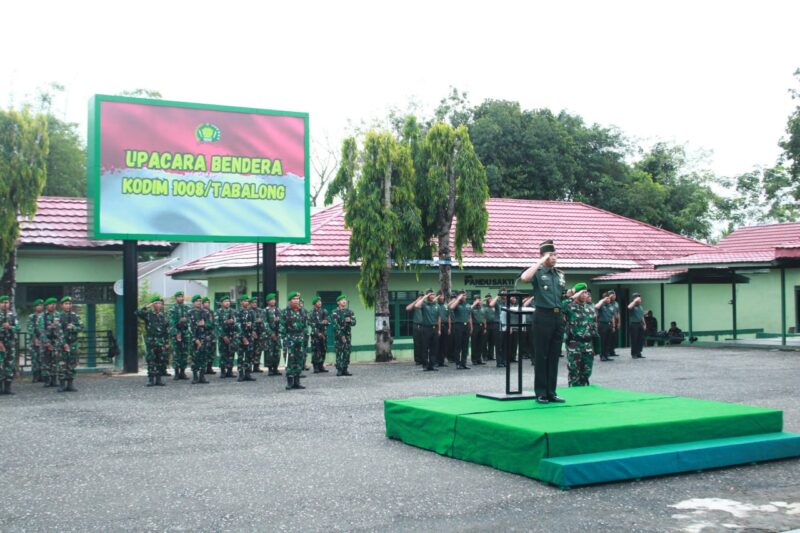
[88,95,309,242]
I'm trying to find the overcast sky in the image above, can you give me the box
[2,0,798,178]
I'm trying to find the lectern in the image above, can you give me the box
[477,291,537,400]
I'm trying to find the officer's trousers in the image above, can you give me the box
[533,309,565,399]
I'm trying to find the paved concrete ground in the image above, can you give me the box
[1,346,799,533]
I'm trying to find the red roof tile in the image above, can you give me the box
[593,269,686,282]
[168,199,712,277]
[19,197,171,250]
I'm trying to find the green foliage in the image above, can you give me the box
[779,68,800,182]
[41,116,86,197]
[327,132,423,308]
[0,107,49,265]
[119,88,163,99]
[716,165,799,229]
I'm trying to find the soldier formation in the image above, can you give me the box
[135,290,356,391]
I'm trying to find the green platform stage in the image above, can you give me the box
[384,386,800,488]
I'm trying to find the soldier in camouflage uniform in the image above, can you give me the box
[563,283,598,387]
[168,291,190,380]
[215,296,239,378]
[38,297,61,388]
[27,298,44,383]
[280,291,307,390]
[331,294,357,377]
[188,295,209,384]
[235,296,256,382]
[0,295,20,395]
[202,297,217,374]
[57,296,83,392]
[263,293,282,376]
[136,295,169,387]
[250,298,266,373]
[309,296,330,373]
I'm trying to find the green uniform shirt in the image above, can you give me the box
[530,266,566,309]
[412,306,423,325]
[484,303,496,323]
[470,306,484,325]
[420,300,439,326]
[598,301,619,323]
[629,304,645,324]
[452,302,470,324]
[437,302,449,322]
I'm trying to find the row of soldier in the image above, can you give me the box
[0,295,84,395]
[135,290,356,390]
[408,289,536,371]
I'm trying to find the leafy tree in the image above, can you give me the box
[406,118,489,296]
[0,108,49,300]
[325,132,423,361]
[41,116,86,197]
[779,68,800,182]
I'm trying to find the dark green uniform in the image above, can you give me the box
[564,299,598,386]
[136,307,169,384]
[38,309,62,386]
[483,300,497,361]
[451,301,470,368]
[280,305,307,382]
[437,302,450,365]
[598,300,618,360]
[168,302,191,376]
[215,306,239,376]
[27,310,43,382]
[188,306,212,383]
[470,305,485,364]
[412,305,423,365]
[310,307,329,371]
[419,299,440,370]
[530,266,566,400]
[629,303,645,358]
[0,306,20,392]
[252,305,267,371]
[57,307,83,390]
[264,306,282,374]
[331,307,356,374]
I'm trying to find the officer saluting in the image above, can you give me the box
[520,240,567,404]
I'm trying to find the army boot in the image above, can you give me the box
[146,375,155,387]
[252,363,263,373]
[65,380,77,392]
[173,370,181,381]
[336,368,343,376]
[31,371,40,383]
[180,367,188,380]
[319,363,329,373]
[155,374,165,386]
[313,363,321,374]
[244,368,256,382]
[237,369,246,382]
[293,376,306,389]
[273,366,282,376]
[198,370,209,384]
[226,366,234,378]
[342,368,353,376]
[46,375,56,388]
[205,362,216,375]
[2,380,12,395]
[191,370,199,384]
[58,379,67,392]
[285,376,294,390]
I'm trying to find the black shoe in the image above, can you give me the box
[252,364,264,373]
[600,356,612,362]
[319,364,329,373]
[293,377,306,389]
[286,376,295,390]
[237,372,246,382]
[65,379,77,392]
[313,365,321,374]
[58,379,67,392]
[226,367,234,378]
[244,370,256,382]
[206,364,217,375]
[179,368,188,380]
[46,375,57,388]
[496,363,506,368]
[437,363,448,367]
[342,368,352,376]
[475,361,486,365]
[155,374,165,386]
[336,369,343,376]
[273,366,283,376]
[198,370,209,384]
[536,396,550,404]
[173,371,181,381]
[191,370,199,384]
[549,395,566,403]
[2,380,12,395]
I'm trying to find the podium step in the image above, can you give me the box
[537,432,800,488]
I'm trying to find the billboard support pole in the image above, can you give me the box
[263,243,277,306]
[122,240,138,373]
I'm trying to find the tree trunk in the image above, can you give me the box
[438,162,457,297]
[374,254,393,362]
[0,249,17,305]
[375,158,394,362]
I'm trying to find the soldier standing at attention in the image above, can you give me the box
[406,293,424,365]
[436,291,450,367]
[448,290,470,370]
[188,295,209,384]
[310,296,330,373]
[27,299,44,383]
[520,240,567,404]
[264,293,283,376]
[168,291,190,380]
[136,295,169,387]
[57,296,83,393]
[0,295,20,395]
[236,296,256,382]
[415,289,440,372]
[482,294,496,362]
[250,298,266,373]
[487,292,504,367]
[38,297,61,388]
[470,295,487,365]
[564,283,598,386]
[331,294,356,376]
[628,293,646,359]
[281,291,307,390]
[202,297,217,375]
[215,296,239,379]
[595,291,617,362]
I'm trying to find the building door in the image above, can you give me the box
[795,287,799,333]
[317,291,340,350]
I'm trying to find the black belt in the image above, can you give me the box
[420,324,436,328]
[453,322,468,326]
[536,307,560,313]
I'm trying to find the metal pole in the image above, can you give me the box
[122,240,138,373]
[87,304,96,368]
[660,283,665,331]
[781,267,787,346]
[262,243,277,307]
[731,269,737,340]
[687,273,693,342]
[256,242,261,306]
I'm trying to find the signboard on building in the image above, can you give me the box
[88,95,310,243]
